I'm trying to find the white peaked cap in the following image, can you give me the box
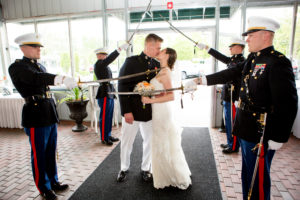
[15,33,43,47]
[229,37,246,47]
[242,16,280,36]
[94,47,108,54]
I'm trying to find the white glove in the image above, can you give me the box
[117,43,130,52]
[197,43,208,50]
[54,75,77,89]
[268,140,283,150]
[184,80,197,92]
[63,76,77,90]
[234,101,239,108]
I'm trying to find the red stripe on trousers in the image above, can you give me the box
[231,103,237,151]
[232,102,236,120]
[232,136,237,151]
[30,128,41,194]
[101,97,107,141]
[259,145,265,200]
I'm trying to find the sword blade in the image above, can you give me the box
[79,68,160,84]
[108,86,185,96]
[128,0,152,43]
[159,14,198,45]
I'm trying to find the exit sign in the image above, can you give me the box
[167,1,173,9]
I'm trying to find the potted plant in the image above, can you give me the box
[59,86,89,132]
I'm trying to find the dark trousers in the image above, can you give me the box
[239,138,275,200]
[24,123,59,194]
[98,97,114,141]
[223,101,240,150]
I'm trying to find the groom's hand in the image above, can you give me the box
[124,113,134,124]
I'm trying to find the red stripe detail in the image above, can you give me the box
[259,145,265,200]
[231,103,237,151]
[232,136,237,151]
[30,128,41,194]
[101,97,107,141]
[232,102,236,120]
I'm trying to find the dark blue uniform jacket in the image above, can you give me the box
[206,46,298,143]
[9,57,58,128]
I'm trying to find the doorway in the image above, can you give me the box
[131,30,214,127]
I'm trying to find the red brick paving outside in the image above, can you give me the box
[0,122,299,200]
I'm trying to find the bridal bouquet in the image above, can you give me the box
[134,81,155,108]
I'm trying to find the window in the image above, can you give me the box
[293,7,300,80]
[247,6,293,56]
[107,13,126,77]
[71,17,103,81]
[6,22,34,63]
[37,20,71,76]
[218,4,244,71]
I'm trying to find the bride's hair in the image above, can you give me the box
[166,48,177,70]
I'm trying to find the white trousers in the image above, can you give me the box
[120,117,153,171]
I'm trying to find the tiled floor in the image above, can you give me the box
[0,122,299,200]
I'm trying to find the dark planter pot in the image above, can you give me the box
[66,99,89,132]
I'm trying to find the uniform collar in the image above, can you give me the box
[140,51,153,61]
[233,54,243,58]
[23,56,37,64]
[255,46,274,57]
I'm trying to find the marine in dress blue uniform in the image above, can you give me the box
[194,17,298,200]
[94,44,128,145]
[117,33,163,183]
[205,37,245,154]
[8,33,77,200]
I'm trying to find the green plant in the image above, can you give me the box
[57,86,88,104]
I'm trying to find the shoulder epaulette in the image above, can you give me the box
[270,50,286,59]
[15,59,21,63]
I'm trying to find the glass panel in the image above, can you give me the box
[37,20,71,76]
[294,6,300,80]
[247,6,293,56]
[6,22,35,63]
[132,31,213,127]
[218,4,243,71]
[71,17,103,81]
[107,13,126,78]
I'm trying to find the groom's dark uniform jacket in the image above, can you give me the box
[118,52,160,122]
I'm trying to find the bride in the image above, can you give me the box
[142,48,192,190]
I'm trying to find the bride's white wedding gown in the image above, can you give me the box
[150,77,192,190]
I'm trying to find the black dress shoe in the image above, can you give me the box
[141,171,153,182]
[109,136,119,142]
[220,144,229,149]
[222,147,239,154]
[102,140,113,145]
[117,170,128,182]
[51,182,69,192]
[42,190,57,200]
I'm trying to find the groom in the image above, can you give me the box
[117,33,163,182]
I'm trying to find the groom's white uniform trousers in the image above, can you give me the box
[120,118,153,171]
[118,51,160,172]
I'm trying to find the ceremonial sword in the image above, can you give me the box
[108,85,186,96]
[159,14,198,45]
[248,112,268,200]
[78,68,160,84]
[127,0,153,44]
[108,84,196,109]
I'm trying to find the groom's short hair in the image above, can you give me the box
[145,33,163,43]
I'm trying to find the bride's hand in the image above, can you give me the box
[141,96,152,104]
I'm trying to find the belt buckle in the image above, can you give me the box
[46,91,51,98]
[238,99,242,109]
